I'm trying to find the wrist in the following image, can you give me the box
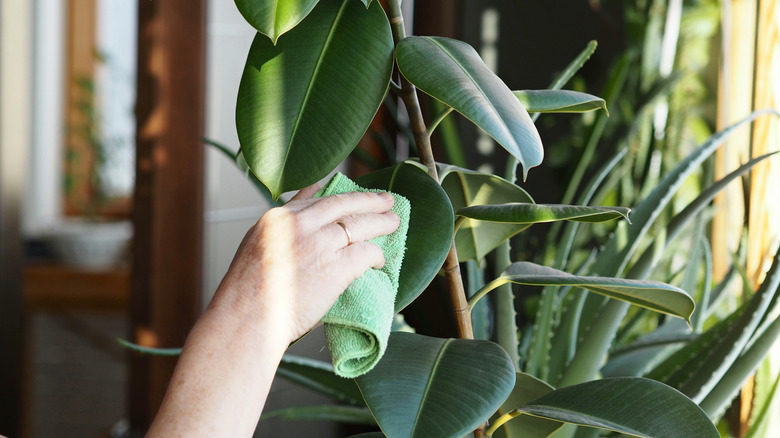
[208,280,296,349]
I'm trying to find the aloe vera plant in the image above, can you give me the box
[192,1,780,437]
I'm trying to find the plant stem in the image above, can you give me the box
[386,0,474,341]
[444,244,474,339]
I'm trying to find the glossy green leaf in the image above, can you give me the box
[516,378,718,438]
[277,355,363,405]
[458,203,630,225]
[355,332,515,438]
[471,262,694,323]
[491,372,562,438]
[260,404,376,425]
[438,163,534,262]
[396,36,543,180]
[235,0,320,44]
[236,0,393,199]
[514,90,608,115]
[357,163,454,312]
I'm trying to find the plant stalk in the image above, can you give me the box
[386,0,474,342]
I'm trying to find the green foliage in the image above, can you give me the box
[235,0,393,199]
[235,0,320,44]
[513,90,608,115]
[215,0,780,436]
[395,36,543,180]
[471,262,695,324]
[355,332,516,438]
[355,162,454,312]
[502,378,719,438]
[438,163,534,262]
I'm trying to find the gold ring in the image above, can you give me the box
[335,221,353,246]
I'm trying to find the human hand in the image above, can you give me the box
[212,184,401,344]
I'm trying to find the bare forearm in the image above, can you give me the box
[147,287,288,437]
[146,189,397,436]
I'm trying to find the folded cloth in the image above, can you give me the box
[315,172,410,378]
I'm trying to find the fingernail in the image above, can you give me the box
[379,192,394,203]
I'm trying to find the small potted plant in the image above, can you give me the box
[48,72,133,270]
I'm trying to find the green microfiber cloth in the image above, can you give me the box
[315,172,410,378]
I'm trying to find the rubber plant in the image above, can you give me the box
[186,0,780,437]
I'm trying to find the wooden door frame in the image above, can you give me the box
[129,0,206,432]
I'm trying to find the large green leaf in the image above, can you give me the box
[458,203,630,225]
[471,262,695,323]
[396,36,543,180]
[236,0,393,199]
[514,90,608,115]
[438,163,534,262]
[355,332,516,438]
[277,355,363,405]
[513,378,718,438]
[491,372,562,438]
[235,0,320,44]
[356,163,453,312]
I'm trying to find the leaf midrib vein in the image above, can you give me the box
[280,0,350,184]
[410,338,454,435]
[424,37,516,148]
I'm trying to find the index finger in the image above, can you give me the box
[304,191,395,224]
[290,183,322,201]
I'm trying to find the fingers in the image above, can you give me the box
[290,183,322,201]
[305,191,395,224]
[339,241,386,273]
[324,211,400,248]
